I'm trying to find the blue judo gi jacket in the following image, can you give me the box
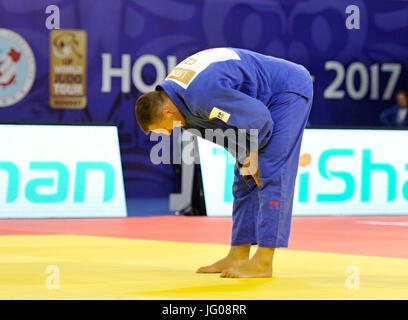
[157,47,313,163]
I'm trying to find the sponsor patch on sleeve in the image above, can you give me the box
[209,107,230,123]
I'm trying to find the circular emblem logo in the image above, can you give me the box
[0,28,36,107]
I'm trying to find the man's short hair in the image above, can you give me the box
[396,89,408,97]
[135,89,166,134]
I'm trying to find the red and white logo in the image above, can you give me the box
[0,29,35,107]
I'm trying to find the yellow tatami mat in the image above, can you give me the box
[0,235,407,299]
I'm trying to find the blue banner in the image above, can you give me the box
[0,0,407,197]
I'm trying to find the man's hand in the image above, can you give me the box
[240,151,261,187]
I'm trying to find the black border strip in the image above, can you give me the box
[0,121,116,126]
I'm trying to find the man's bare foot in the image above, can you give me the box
[196,244,250,274]
[220,247,275,278]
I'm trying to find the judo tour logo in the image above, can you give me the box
[0,28,36,107]
[0,161,115,204]
[49,29,87,109]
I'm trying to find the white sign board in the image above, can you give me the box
[198,129,408,216]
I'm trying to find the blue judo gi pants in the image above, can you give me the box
[231,91,313,248]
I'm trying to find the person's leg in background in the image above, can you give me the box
[221,92,313,278]
[197,165,259,273]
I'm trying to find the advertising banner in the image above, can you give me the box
[198,128,408,216]
[0,124,127,218]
